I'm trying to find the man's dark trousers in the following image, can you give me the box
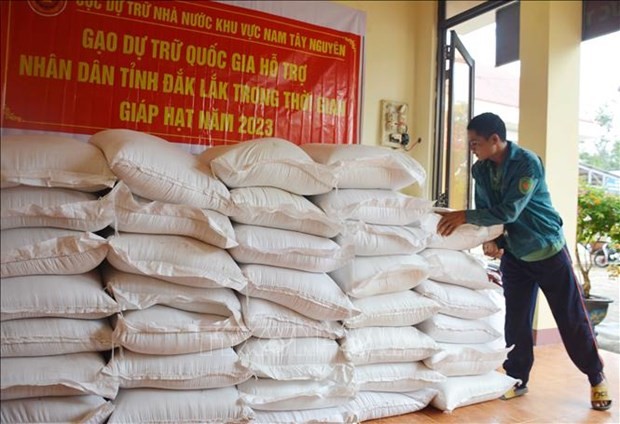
[500,246,604,387]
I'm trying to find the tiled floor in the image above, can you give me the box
[369,344,619,423]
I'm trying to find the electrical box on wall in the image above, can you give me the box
[380,100,410,149]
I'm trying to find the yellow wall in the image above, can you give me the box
[519,0,582,332]
[335,1,437,199]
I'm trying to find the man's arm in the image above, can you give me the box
[472,163,492,210]
[465,160,540,226]
[436,163,491,236]
[438,158,541,236]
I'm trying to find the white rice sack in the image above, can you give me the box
[300,143,426,190]
[431,371,519,412]
[310,189,433,225]
[229,186,342,238]
[253,407,351,424]
[241,264,359,321]
[241,297,344,340]
[354,362,445,392]
[420,211,504,250]
[1,271,119,321]
[336,221,430,256]
[417,313,502,344]
[344,290,441,328]
[0,353,118,400]
[230,224,353,273]
[1,134,116,191]
[235,338,352,381]
[89,129,231,213]
[1,228,108,277]
[340,326,439,365]
[414,279,501,319]
[107,387,253,423]
[238,378,356,411]
[424,342,513,377]
[103,348,252,390]
[1,317,113,357]
[0,186,115,231]
[111,182,236,248]
[345,389,438,422]
[481,288,508,349]
[107,233,246,291]
[104,267,243,318]
[112,305,250,355]
[330,254,429,298]
[200,137,336,195]
[419,248,496,290]
[0,395,114,424]
[255,389,438,423]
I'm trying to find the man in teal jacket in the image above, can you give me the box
[437,112,611,411]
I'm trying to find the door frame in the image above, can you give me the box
[432,0,515,204]
[444,30,475,209]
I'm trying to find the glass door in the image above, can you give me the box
[441,30,475,209]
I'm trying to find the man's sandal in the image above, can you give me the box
[591,379,612,411]
[500,384,528,400]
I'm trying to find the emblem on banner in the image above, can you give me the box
[27,0,68,17]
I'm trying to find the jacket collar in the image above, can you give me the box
[480,140,519,170]
[506,140,521,162]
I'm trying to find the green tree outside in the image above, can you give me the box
[575,182,620,297]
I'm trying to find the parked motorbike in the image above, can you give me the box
[592,243,620,268]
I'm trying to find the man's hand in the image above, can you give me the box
[482,241,504,259]
[436,210,467,237]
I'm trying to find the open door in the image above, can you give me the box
[436,30,475,209]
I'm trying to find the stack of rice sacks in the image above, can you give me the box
[413,211,519,412]
[1,135,119,423]
[88,130,254,423]
[1,130,520,422]
[303,143,442,421]
[199,139,362,422]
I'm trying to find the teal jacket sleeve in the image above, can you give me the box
[465,158,541,226]
[472,165,491,210]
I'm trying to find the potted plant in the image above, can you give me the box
[575,182,619,327]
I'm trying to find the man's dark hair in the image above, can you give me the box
[467,112,507,141]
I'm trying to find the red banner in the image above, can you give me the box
[0,0,361,146]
